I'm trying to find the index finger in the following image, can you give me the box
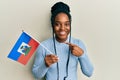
[64,42,76,47]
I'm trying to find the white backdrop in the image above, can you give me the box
[0,0,120,80]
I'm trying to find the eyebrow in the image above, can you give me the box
[55,21,70,23]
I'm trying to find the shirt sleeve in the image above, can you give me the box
[32,45,49,79]
[78,40,94,77]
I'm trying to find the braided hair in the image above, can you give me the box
[50,2,72,80]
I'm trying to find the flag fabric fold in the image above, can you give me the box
[8,32,39,65]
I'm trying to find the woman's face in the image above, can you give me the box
[53,13,70,42]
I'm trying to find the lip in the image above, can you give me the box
[59,31,66,35]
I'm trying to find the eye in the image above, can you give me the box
[54,22,60,27]
[65,22,70,27]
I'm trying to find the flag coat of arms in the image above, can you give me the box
[8,32,39,65]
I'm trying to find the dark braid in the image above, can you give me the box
[52,28,59,80]
[51,2,72,80]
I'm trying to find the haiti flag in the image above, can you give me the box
[8,32,39,65]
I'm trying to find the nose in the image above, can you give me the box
[60,24,65,30]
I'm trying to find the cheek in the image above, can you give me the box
[53,27,59,33]
[54,27,58,30]
[67,27,70,33]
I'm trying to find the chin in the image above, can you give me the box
[56,35,68,41]
[59,36,67,40]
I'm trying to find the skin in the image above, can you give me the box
[45,13,84,67]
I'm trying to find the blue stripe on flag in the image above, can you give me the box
[8,32,31,61]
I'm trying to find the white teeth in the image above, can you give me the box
[60,31,66,35]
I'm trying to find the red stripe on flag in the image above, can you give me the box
[18,38,39,65]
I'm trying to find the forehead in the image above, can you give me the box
[55,13,69,22]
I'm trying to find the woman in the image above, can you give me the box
[32,2,94,80]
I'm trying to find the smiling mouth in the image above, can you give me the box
[59,31,66,35]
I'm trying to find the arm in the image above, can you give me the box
[78,40,94,77]
[32,45,49,79]
[79,53,94,77]
[65,40,94,77]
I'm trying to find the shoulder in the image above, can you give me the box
[71,37,84,45]
[41,37,53,45]
[71,37,87,50]
[39,37,54,51]
[36,37,53,55]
